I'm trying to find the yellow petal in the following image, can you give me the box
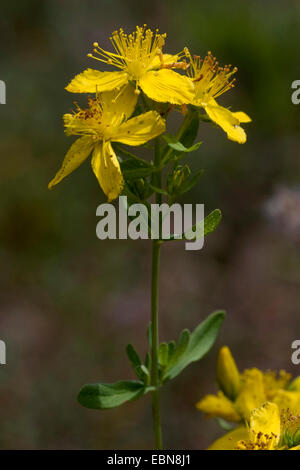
[114,111,165,146]
[208,426,249,450]
[48,136,94,189]
[139,69,194,105]
[217,346,240,401]
[196,391,241,422]
[205,101,247,144]
[91,141,123,201]
[235,368,266,421]
[100,84,138,120]
[148,54,180,70]
[231,111,252,123]
[273,390,300,415]
[66,69,128,93]
[263,370,292,399]
[249,402,281,448]
[290,445,300,450]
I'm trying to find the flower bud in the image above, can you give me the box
[216,346,240,400]
[167,164,190,196]
[127,178,151,201]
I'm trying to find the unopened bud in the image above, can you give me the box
[216,346,240,400]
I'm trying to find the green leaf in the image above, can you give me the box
[202,209,222,237]
[149,184,169,196]
[178,170,204,195]
[114,144,152,167]
[135,365,151,386]
[163,134,202,154]
[158,342,169,367]
[162,310,225,382]
[167,329,190,367]
[122,167,154,179]
[126,344,150,384]
[145,351,151,371]
[120,156,154,180]
[168,341,176,361]
[78,380,152,409]
[169,209,222,241]
[126,344,142,369]
[162,111,200,162]
[179,110,200,148]
[183,208,222,240]
[167,141,202,153]
[120,157,150,170]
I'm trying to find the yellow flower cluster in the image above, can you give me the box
[209,402,300,450]
[197,346,300,450]
[49,26,251,200]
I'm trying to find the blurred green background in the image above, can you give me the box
[0,0,300,449]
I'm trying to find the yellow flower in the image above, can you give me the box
[185,49,251,143]
[48,85,165,201]
[196,346,300,423]
[66,26,194,105]
[237,403,300,450]
[209,403,300,450]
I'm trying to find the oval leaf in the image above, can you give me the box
[78,380,149,409]
[169,208,222,242]
[162,310,225,382]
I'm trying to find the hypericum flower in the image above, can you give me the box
[184,49,251,143]
[48,85,165,201]
[66,26,194,105]
[209,402,300,450]
[196,346,300,423]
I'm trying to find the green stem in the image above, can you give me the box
[151,239,163,450]
[151,137,163,450]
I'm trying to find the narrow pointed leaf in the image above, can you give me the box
[145,352,151,371]
[149,184,169,196]
[135,365,151,385]
[168,341,176,361]
[179,170,204,195]
[126,344,142,369]
[167,141,202,153]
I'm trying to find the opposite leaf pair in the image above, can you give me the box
[78,310,225,410]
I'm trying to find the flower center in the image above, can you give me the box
[88,26,166,81]
[64,98,123,141]
[185,48,237,105]
[237,431,278,450]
